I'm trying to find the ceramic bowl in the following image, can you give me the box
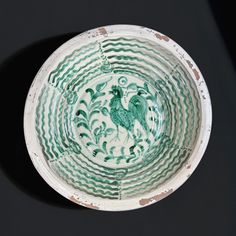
[24,25,212,211]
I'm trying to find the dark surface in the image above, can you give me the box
[1,33,86,210]
[209,0,236,69]
[0,0,235,235]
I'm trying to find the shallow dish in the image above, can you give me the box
[24,25,212,211]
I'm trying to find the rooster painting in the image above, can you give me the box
[109,85,149,141]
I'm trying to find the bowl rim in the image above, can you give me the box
[24,24,212,211]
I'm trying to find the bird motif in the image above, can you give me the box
[109,85,149,141]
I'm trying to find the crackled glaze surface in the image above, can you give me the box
[24,25,212,211]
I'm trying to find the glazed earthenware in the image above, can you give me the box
[24,25,212,211]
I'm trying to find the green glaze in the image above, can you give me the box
[73,76,159,165]
[34,35,201,200]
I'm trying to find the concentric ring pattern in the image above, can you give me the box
[34,32,201,202]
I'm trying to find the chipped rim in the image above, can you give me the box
[24,24,212,211]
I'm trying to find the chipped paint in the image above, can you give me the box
[193,68,200,80]
[199,81,204,86]
[139,189,173,206]
[70,196,99,210]
[98,27,108,36]
[155,33,169,42]
[186,60,193,68]
[186,60,200,80]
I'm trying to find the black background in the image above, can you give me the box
[0,0,235,235]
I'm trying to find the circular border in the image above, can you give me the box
[24,25,212,211]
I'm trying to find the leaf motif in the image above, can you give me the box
[127,83,137,90]
[74,117,87,124]
[89,110,100,119]
[76,109,87,119]
[116,156,124,164]
[106,128,115,135]
[93,149,105,157]
[91,101,102,110]
[109,146,116,155]
[86,142,96,147]
[126,155,136,163]
[79,133,90,139]
[86,88,94,98]
[104,156,112,162]
[77,122,89,130]
[96,81,107,92]
[94,127,101,144]
[92,92,105,102]
[101,107,109,116]
[102,141,107,153]
[91,119,99,129]
[93,127,100,136]
[143,82,149,92]
[80,99,88,108]
[138,144,144,151]
[102,121,106,130]
[78,117,88,124]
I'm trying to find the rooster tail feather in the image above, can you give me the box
[140,118,149,135]
[128,94,150,135]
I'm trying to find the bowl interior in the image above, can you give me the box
[26,26,206,210]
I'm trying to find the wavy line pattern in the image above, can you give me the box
[35,36,201,200]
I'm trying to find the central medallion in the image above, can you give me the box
[72,74,164,168]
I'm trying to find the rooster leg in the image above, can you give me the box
[112,125,120,142]
[124,131,130,143]
[116,126,121,141]
[124,131,134,143]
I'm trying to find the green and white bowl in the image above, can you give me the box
[24,25,212,211]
